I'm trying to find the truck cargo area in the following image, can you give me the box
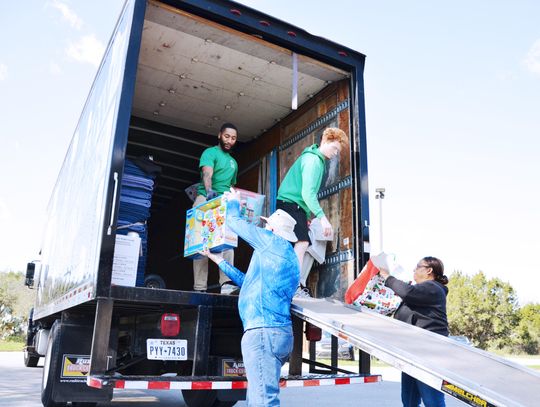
[127,1,352,293]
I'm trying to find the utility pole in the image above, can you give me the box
[375,188,385,252]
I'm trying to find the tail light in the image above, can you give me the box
[160,313,180,337]
[305,322,322,341]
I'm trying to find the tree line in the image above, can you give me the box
[1,270,539,354]
[447,271,539,354]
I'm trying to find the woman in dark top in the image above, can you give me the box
[379,256,449,407]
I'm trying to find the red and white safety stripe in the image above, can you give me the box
[88,375,380,390]
[280,375,380,388]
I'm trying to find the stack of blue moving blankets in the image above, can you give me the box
[117,158,160,287]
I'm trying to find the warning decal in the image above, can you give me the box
[441,380,496,407]
[222,359,246,377]
[61,354,90,378]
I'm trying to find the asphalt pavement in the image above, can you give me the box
[0,352,470,406]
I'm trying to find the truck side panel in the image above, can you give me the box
[34,0,141,320]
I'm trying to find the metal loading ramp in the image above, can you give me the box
[291,297,540,407]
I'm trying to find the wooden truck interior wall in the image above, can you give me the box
[122,1,352,295]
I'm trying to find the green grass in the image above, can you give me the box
[0,339,25,351]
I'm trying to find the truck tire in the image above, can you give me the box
[24,348,40,367]
[144,274,166,289]
[41,321,67,407]
[181,390,237,407]
[71,403,98,407]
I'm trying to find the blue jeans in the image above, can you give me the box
[401,373,446,407]
[241,326,293,406]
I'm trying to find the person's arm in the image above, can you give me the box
[384,276,441,306]
[218,261,245,287]
[200,249,244,286]
[199,149,217,198]
[201,166,214,195]
[299,155,332,235]
[300,155,325,218]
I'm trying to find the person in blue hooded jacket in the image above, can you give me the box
[200,188,300,407]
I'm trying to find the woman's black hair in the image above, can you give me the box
[423,256,448,285]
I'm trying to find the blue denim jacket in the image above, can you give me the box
[218,199,300,331]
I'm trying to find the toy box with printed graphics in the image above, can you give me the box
[183,189,265,259]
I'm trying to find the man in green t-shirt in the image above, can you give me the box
[276,127,348,296]
[193,123,239,294]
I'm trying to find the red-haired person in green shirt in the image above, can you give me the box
[276,127,348,296]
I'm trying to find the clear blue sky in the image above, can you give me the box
[1,1,538,304]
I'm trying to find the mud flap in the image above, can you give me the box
[50,315,117,403]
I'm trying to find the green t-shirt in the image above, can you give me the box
[197,146,238,196]
[276,144,326,218]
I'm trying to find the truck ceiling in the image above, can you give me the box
[132,1,350,141]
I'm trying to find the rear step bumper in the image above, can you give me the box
[88,373,381,390]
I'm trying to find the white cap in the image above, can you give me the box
[260,209,298,242]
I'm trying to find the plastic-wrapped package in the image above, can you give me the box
[345,252,407,315]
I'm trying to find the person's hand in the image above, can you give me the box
[206,189,218,200]
[378,267,390,280]
[320,216,333,237]
[199,248,224,265]
[223,187,241,203]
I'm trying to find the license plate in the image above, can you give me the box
[146,339,188,360]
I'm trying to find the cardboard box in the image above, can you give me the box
[236,188,265,226]
[184,196,237,259]
[183,189,265,259]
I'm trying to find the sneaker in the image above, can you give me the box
[294,286,312,298]
[220,281,239,295]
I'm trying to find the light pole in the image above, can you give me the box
[375,188,385,252]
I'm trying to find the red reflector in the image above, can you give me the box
[87,377,102,389]
[232,381,248,389]
[230,9,242,16]
[192,381,213,390]
[305,323,322,341]
[259,20,270,27]
[304,379,320,387]
[160,313,180,337]
[287,31,297,37]
[149,381,170,390]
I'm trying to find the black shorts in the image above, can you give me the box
[276,200,310,243]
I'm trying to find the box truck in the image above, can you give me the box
[23,0,371,405]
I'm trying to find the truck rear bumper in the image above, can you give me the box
[87,373,381,390]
